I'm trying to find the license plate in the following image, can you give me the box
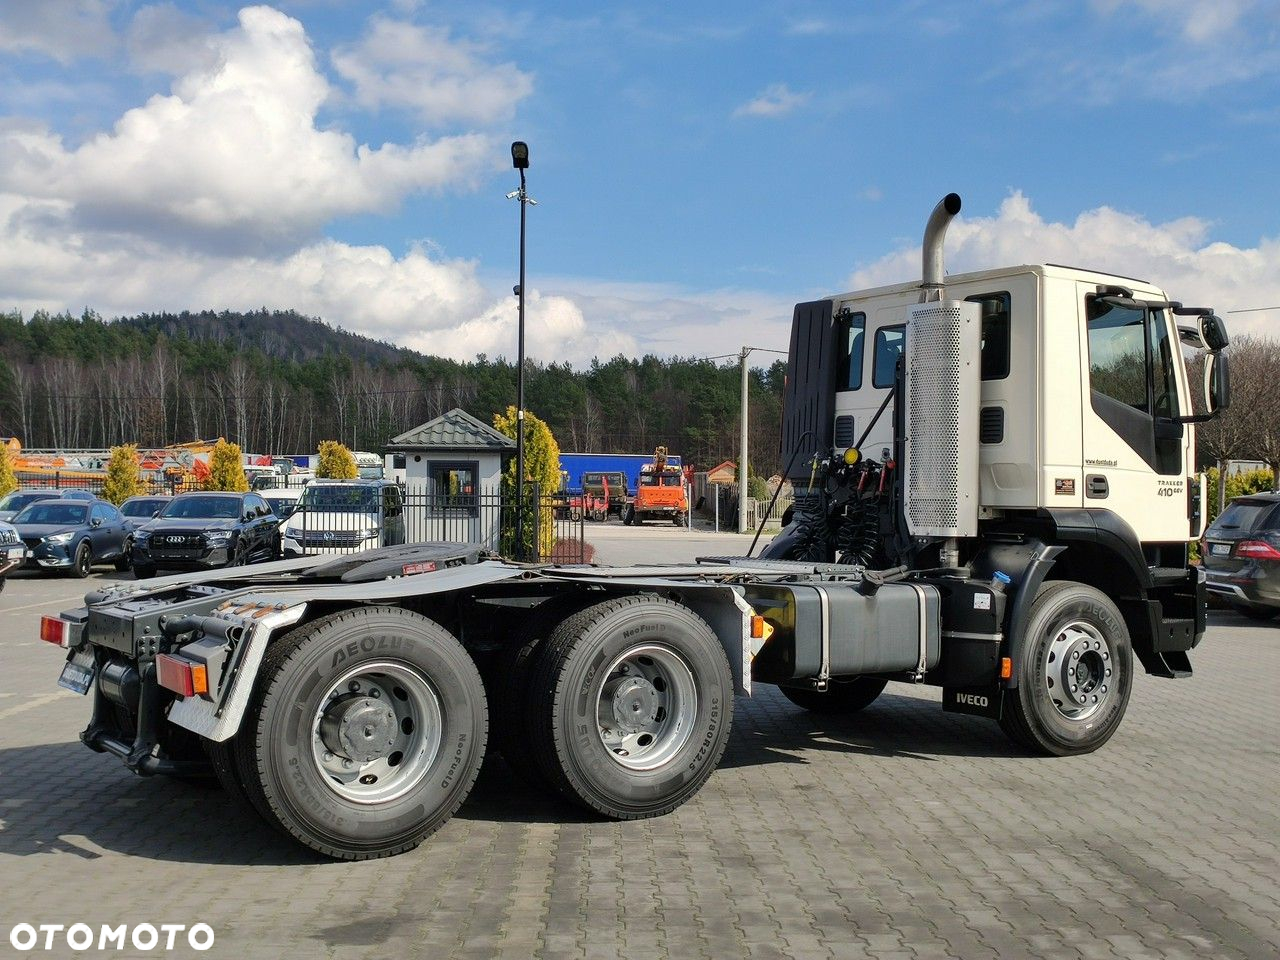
[1210,543,1230,556]
[57,646,96,695]
[4,545,24,560]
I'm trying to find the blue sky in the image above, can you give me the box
[1,0,1278,363]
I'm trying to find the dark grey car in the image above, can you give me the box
[1201,492,1280,619]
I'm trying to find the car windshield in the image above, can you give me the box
[14,502,89,525]
[122,499,168,517]
[298,486,377,512]
[160,496,242,520]
[1213,501,1275,532]
[0,492,49,513]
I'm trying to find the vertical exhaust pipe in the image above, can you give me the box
[919,193,962,303]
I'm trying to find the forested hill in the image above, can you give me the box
[121,309,414,366]
[0,308,786,474]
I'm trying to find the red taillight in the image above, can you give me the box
[39,616,71,648]
[402,560,437,576]
[1235,539,1280,561]
[156,654,208,698]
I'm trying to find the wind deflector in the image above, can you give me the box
[780,299,836,481]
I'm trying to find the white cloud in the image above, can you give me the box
[1093,0,1258,41]
[848,192,1280,337]
[331,14,533,125]
[733,83,810,119]
[0,0,115,63]
[0,5,493,253]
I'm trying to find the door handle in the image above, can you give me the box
[1086,475,1109,499]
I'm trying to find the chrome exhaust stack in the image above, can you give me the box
[919,193,962,303]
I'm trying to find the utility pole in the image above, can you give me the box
[737,345,787,534]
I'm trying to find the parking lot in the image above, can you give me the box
[2,533,1278,960]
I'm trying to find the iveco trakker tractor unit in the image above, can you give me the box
[40,195,1228,859]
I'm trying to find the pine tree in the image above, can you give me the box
[206,440,249,492]
[101,444,144,504]
[317,440,358,479]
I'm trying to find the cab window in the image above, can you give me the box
[966,292,1011,381]
[1087,301,1148,410]
[837,310,865,390]
[871,325,905,388]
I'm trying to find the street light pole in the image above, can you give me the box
[510,141,532,559]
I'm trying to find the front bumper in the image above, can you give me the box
[133,542,231,570]
[24,541,76,569]
[281,534,378,557]
[0,542,27,575]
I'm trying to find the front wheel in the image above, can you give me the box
[999,581,1133,756]
[70,541,92,578]
[778,676,887,714]
[526,595,733,819]
[114,539,133,572]
[232,606,487,860]
[623,506,635,526]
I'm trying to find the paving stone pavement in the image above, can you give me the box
[1,567,1277,960]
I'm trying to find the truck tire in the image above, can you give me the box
[776,676,887,714]
[527,595,733,819]
[490,594,592,791]
[232,606,488,860]
[623,505,635,526]
[999,581,1133,756]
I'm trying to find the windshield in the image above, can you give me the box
[161,496,242,520]
[121,498,168,517]
[298,486,377,512]
[0,492,50,513]
[14,502,89,525]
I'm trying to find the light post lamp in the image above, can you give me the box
[508,141,536,558]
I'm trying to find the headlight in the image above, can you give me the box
[205,532,232,547]
[134,531,150,544]
[44,532,74,544]
[361,527,379,539]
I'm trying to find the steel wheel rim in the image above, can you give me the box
[1044,620,1114,721]
[596,643,697,771]
[310,660,443,804]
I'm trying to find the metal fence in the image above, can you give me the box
[13,472,197,496]
[281,488,585,563]
[11,473,586,563]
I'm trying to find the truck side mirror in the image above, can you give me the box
[1199,314,1229,352]
[1205,350,1230,414]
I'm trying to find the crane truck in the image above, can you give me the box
[38,195,1228,860]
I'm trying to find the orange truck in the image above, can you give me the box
[624,446,688,526]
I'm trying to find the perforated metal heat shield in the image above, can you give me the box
[904,300,981,538]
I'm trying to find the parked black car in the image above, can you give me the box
[131,491,280,579]
[1202,492,1280,619]
[0,519,23,592]
[10,498,130,577]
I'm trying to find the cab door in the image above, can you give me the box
[1079,293,1190,543]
